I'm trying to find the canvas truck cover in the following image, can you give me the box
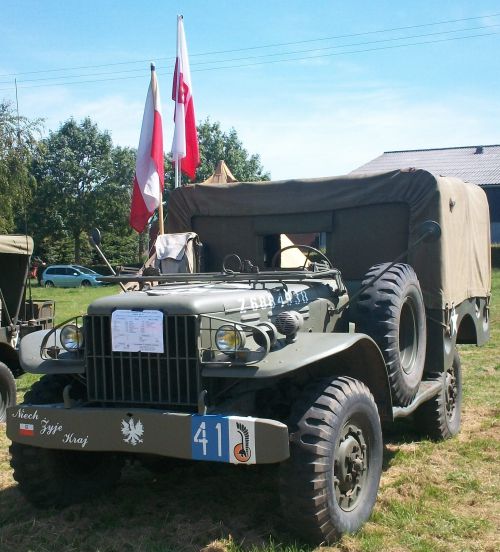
[166,169,491,310]
[0,235,34,255]
[0,235,34,326]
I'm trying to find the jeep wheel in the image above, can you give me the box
[279,376,383,544]
[0,361,16,422]
[9,375,124,507]
[415,348,462,440]
[355,263,426,406]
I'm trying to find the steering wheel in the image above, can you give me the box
[271,245,332,270]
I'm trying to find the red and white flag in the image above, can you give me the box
[171,15,199,182]
[19,423,34,436]
[129,64,164,233]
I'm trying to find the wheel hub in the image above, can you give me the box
[399,297,418,374]
[334,424,368,511]
[445,369,457,420]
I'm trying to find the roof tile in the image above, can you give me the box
[351,145,500,186]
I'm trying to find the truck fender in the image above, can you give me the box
[18,329,84,374]
[202,332,393,421]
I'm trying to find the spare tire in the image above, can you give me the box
[354,263,426,407]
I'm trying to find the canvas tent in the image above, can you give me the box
[166,169,491,310]
[202,160,238,184]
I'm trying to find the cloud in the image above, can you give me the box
[217,88,500,180]
[71,96,144,146]
[15,86,144,146]
[11,79,499,183]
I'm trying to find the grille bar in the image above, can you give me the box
[85,314,199,408]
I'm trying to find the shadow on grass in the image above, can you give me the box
[0,460,311,552]
[0,421,421,552]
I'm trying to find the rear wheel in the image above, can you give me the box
[9,375,124,507]
[414,348,462,440]
[44,280,54,287]
[279,376,383,544]
[355,263,426,406]
[0,362,16,422]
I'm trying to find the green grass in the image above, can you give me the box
[26,280,122,324]
[0,272,498,552]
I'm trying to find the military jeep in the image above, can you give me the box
[0,235,54,421]
[7,169,490,544]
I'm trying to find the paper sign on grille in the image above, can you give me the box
[111,310,164,353]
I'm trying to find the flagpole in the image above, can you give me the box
[158,191,164,235]
[175,157,180,189]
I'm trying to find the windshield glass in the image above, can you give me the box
[73,265,97,275]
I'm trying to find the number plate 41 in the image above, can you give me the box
[191,415,256,464]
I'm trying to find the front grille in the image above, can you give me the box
[84,314,199,408]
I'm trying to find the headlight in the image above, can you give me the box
[215,325,246,352]
[60,324,84,351]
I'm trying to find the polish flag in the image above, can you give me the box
[171,16,200,181]
[129,64,164,233]
[19,423,34,436]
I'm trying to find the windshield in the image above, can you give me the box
[73,265,97,275]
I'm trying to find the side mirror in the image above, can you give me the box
[90,228,102,247]
[417,220,441,243]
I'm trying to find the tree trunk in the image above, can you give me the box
[74,232,81,264]
[138,230,147,263]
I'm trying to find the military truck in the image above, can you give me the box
[7,170,490,544]
[0,235,54,421]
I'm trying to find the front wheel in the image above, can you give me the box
[10,444,125,507]
[81,279,91,287]
[279,376,383,544]
[0,362,16,422]
[9,375,124,507]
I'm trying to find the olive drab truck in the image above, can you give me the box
[7,170,490,544]
[0,235,54,421]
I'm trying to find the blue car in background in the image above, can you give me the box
[41,264,104,288]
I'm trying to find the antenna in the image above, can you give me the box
[15,78,34,320]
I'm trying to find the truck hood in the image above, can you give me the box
[86,282,314,316]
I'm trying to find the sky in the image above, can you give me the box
[1,1,499,180]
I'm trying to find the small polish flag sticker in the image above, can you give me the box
[19,423,34,436]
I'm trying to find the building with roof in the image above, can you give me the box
[351,145,500,243]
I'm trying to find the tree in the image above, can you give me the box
[25,116,270,265]
[31,118,116,262]
[0,101,41,233]
[164,119,270,188]
[94,146,144,265]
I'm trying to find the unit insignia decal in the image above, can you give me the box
[233,422,252,463]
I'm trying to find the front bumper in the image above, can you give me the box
[7,405,290,465]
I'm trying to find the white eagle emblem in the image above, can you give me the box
[121,418,144,446]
